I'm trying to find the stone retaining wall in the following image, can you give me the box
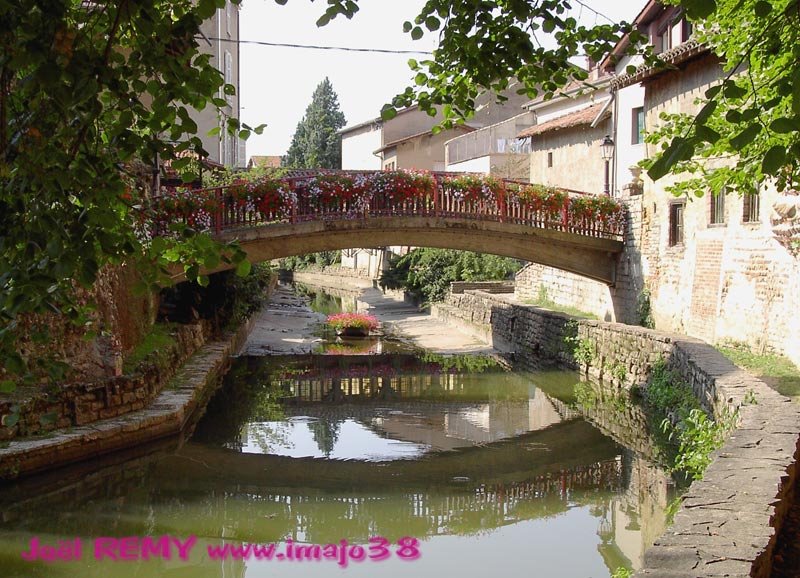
[434,289,800,578]
[0,322,211,441]
[450,281,514,294]
[0,302,263,480]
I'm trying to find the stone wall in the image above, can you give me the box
[450,281,514,294]
[0,272,278,442]
[434,289,800,577]
[0,322,210,441]
[514,188,645,325]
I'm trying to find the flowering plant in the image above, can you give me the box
[152,187,218,231]
[370,170,435,203]
[304,174,370,211]
[506,183,566,219]
[569,195,626,231]
[325,312,380,332]
[444,174,502,204]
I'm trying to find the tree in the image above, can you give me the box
[282,78,346,168]
[644,0,800,195]
[0,0,257,383]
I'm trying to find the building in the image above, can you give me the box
[338,117,383,170]
[513,0,800,366]
[247,155,282,169]
[517,72,613,191]
[191,2,245,168]
[375,106,475,171]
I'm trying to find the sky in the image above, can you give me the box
[239,0,646,160]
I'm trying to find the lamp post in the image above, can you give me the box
[600,135,614,196]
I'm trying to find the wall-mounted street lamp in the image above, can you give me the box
[600,134,614,196]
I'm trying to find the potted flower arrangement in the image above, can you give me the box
[325,312,380,337]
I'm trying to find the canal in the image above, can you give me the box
[0,283,676,578]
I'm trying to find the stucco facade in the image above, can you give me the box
[190,2,243,168]
[339,119,382,170]
[528,119,611,192]
[639,55,800,364]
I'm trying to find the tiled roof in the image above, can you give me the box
[248,155,282,168]
[610,40,711,90]
[517,103,609,138]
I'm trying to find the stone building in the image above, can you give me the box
[514,0,800,365]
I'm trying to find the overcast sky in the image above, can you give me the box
[239,0,645,159]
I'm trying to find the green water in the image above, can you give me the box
[0,351,674,578]
[0,283,676,578]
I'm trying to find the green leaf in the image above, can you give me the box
[380,105,397,120]
[695,101,717,125]
[0,380,16,394]
[754,0,772,17]
[762,145,786,174]
[729,123,761,150]
[770,117,800,133]
[723,81,747,100]
[425,16,440,31]
[696,124,721,144]
[411,26,424,40]
[236,259,252,277]
[647,137,695,181]
[682,0,716,19]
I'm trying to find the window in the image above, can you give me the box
[224,51,233,104]
[226,2,232,36]
[710,190,726,225]
[669,202,685,246]
[743,193,761,223]
[682,18,693,42]
[632,107,645,145]
[547,152,553,168]
[657,26,672,53]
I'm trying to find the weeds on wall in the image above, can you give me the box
[636,287,655,329]
[645,360,736,480]
[564,321,595,368]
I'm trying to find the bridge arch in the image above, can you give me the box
[218,216,622,284]
[153,170,625,284]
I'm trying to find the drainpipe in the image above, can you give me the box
[611,90,619,196]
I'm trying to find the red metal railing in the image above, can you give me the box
[149,170,625,240]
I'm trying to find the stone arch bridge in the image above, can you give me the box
[154,170,625,284]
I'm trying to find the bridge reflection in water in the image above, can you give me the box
[0,354,674,578]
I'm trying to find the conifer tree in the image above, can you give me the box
[283,78,346,169]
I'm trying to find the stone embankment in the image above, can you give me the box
[0,275,278,479]
[434,288,800,578]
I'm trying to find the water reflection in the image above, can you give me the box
[0,353,675,578]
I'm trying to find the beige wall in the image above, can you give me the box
[191,2,241,167]
[641,55,800,364]
[529,120,610,193]
[388,130,466,171]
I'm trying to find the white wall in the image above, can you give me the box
[614,83,646,195]
[341,127,382,170]
[446,156,491,173]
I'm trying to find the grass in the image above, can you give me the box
[123,323,176,373]
[717,345,800,400]
[523,298,599,320]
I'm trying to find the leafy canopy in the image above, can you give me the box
[645,0,800,195]
[0,0,260,381]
